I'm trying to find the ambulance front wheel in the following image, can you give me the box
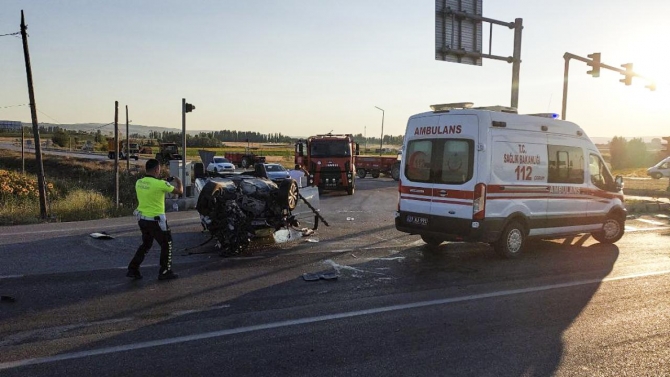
[591,216,624,244]
[494,221,526,259]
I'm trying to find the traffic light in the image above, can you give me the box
[620,63,633,86]
[185,103,195,113]
[586,52,601,77]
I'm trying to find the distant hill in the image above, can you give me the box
[21,122,307,139]
[23,122,183,137]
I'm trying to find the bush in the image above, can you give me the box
[50,189,116,222]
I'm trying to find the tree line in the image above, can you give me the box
[608,136,667,170]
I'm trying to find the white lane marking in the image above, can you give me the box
[2,269,670,370]
[172,305,231,316]
[0,217,199,237]
[635,218,666,226]
[0,275,24,280]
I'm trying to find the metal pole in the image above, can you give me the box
[510,18,523,109]
[126,105,129,172]
[561,56,570,120]
[20,10,48,219]
[21,126,24,175]
[114,101,119,208]
[375,106,384,156]
[182,98,186,197]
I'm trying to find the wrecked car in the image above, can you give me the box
[194,163,325,256]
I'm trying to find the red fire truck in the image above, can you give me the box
[295,134,357,195]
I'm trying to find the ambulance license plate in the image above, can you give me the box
[406,215,428,226]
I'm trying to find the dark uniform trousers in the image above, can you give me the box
[128,219,173,273]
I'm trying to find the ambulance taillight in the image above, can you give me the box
[473,183,487,220]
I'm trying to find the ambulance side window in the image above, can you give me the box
[547,145,584,184]
[405,140,432,182]
[589,154,614,190]
[437,140,473,184]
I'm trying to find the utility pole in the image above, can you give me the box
[20,10,48,219]
[114,101,119,208]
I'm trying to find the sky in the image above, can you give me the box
[1,0,669,140]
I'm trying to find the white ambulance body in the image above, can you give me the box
[395,103,626,258]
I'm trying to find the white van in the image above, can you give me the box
[395,103,626,258]
[647,156,670,179]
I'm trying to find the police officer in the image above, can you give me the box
[127,159,183,281]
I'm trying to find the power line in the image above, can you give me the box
[0,104,27,109]
[0,31,20,37]
[36,109,62,125]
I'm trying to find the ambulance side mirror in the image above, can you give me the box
[615,175,624,192]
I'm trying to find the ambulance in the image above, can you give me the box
[395,102,626,258]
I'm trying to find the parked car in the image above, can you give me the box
[263,163,290,182]
[647,156,670,179]
[207,156,236,175]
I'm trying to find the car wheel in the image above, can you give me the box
[241,157,250,169]
[652,173,662,179]
[494,220,526,259]
[421,235,442,247]
[357,169,366,179]
[278,179,299,211]
[591,215,624,244]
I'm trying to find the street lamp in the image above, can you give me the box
[375,106,384,156]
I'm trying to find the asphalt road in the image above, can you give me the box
[1,177,670,376]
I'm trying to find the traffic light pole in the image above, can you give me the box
[561,52,654,120]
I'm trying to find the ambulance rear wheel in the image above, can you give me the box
[494,221,526,259]
[421,235,442,247]
[357,169,366,178]
[371,170,380,178]
[591,216,624,244]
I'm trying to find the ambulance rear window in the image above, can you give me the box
[405,139,474,184]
